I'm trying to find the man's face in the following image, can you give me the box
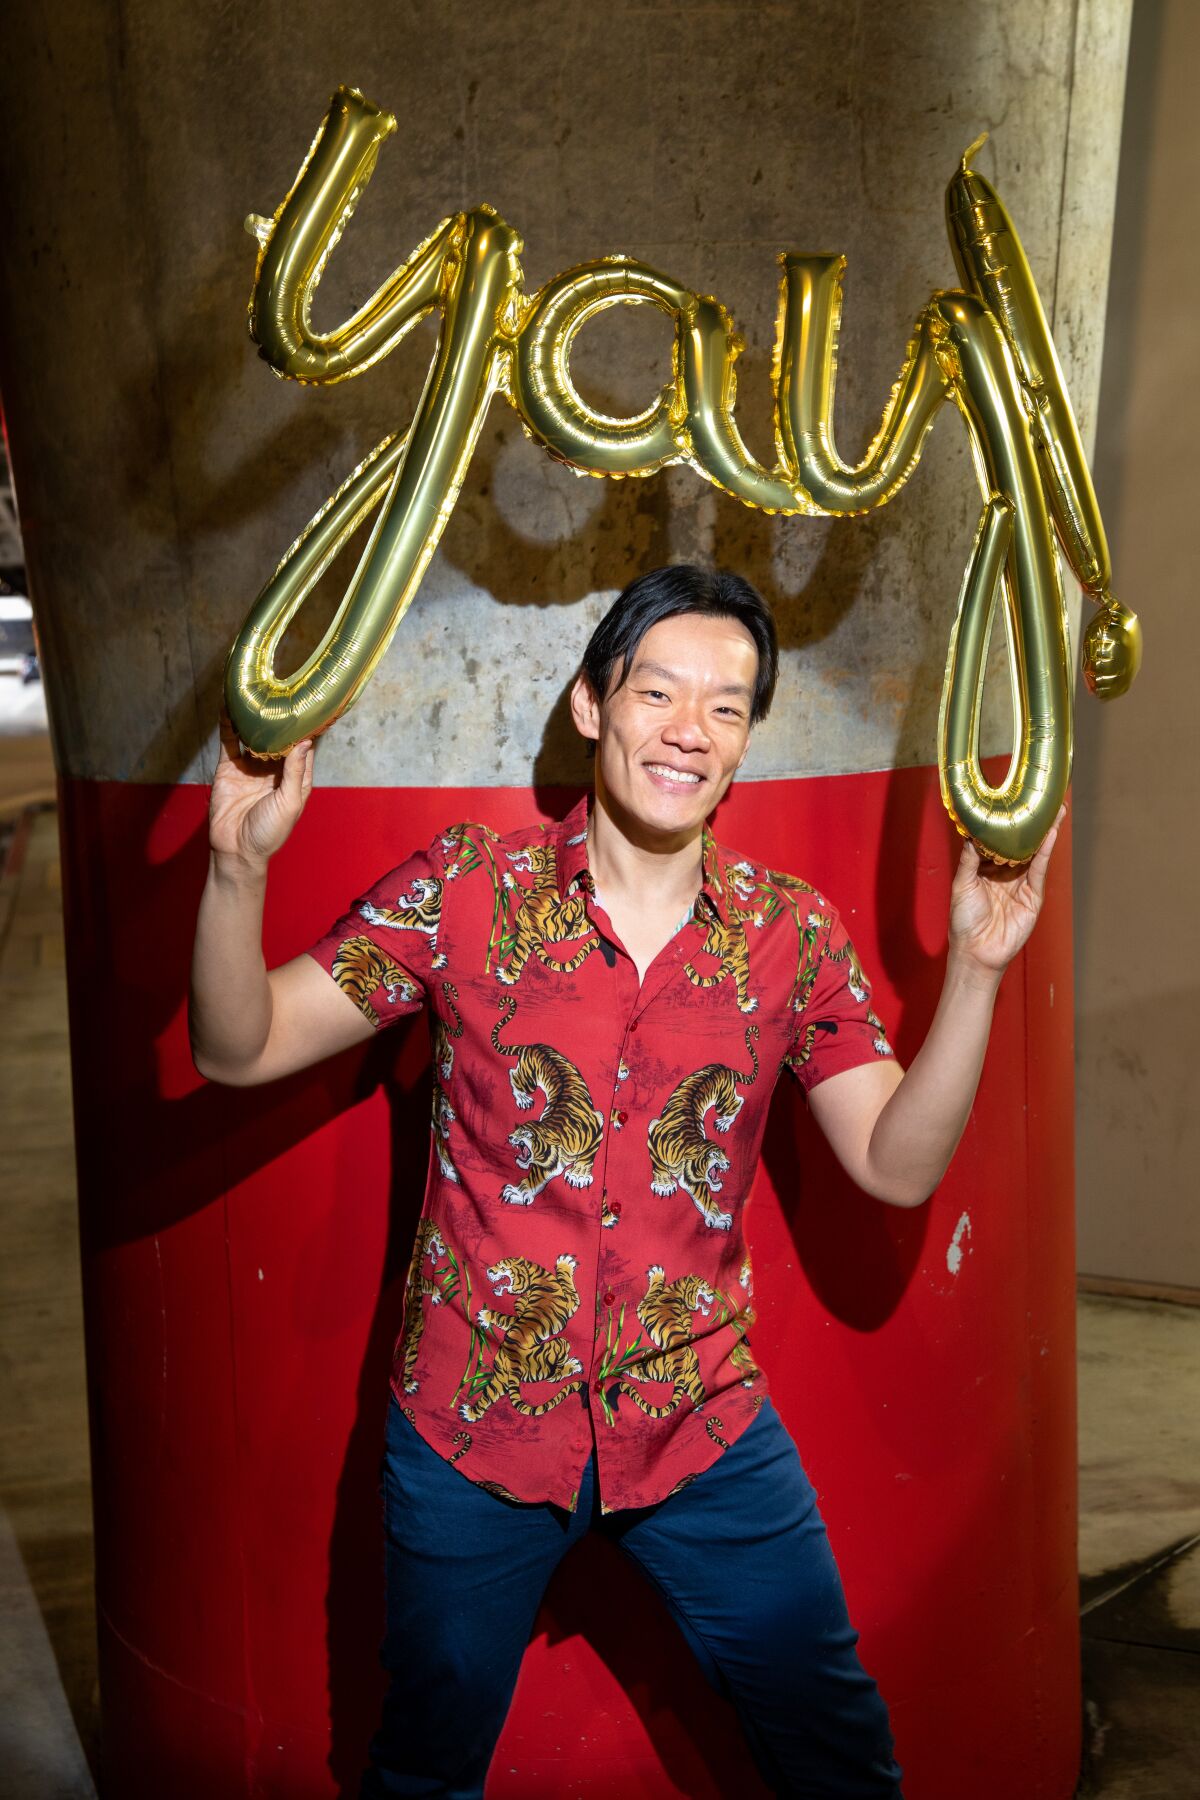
[570,612,758,840]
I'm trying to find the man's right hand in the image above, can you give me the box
[191,711,377,1085]
[209,708,315,870]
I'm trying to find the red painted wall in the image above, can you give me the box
[61,763,1078,1798]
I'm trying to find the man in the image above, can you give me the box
[190,564,1064,1797]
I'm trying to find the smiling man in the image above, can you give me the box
[190,563,1064,1798]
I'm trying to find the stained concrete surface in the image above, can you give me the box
[0,796,1195,1795]
[0,1,1131,790]
[1076,1295,1200,1796]
[0,805,99,1790]
[1073,0,1200,1293]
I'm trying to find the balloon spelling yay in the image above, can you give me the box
[226,86,1141,864]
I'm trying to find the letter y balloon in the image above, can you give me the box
[224,87,1140,865]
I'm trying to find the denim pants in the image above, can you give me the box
[361,1394,903,1798]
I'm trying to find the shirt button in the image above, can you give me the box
[628,1019,638,1033]
[616,1109,628,1126]
[609,1199,623,1216]
[603,1289,616,1307]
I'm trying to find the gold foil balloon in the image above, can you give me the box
[225,90,1139,863]
[946,136,1142,701]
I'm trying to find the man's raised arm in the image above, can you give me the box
[808,804,1067,1208]
[189,713,375,1088]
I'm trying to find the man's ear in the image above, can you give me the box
[569,671,601,743]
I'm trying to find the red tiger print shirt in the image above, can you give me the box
[306,793,895,1513]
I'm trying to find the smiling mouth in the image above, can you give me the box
[644,762,703,787]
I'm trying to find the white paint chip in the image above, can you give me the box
[946,1211,972,1276]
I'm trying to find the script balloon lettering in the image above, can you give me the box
[226,87,1140,864]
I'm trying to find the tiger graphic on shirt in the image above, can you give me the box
[431,982,464,1182]
[504,841,557,884]
[647,1026,760,1230]
[491,998,604,1205]
[718,1264,762,1388]
[331,934,420,1027]
[395,1220,447,1395]
[360,873,447,969]
[616,1266,715,1417]
[495,841,601,986]
[826,928,872,1003]
[683,908,759,1014]
[460,1252,585,1422]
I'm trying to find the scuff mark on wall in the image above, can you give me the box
[947,1211,972,1276]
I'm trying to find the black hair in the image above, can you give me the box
[580,564,778,724]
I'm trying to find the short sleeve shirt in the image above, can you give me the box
[305,794,895,1512]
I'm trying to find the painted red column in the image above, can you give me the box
[0,2,1128,1793]
[56,764,1077,1799]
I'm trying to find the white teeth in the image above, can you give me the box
[646,763,701,785]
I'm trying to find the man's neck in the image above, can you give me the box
[585,787,705,916]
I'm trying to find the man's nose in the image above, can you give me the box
[663,703,710,750]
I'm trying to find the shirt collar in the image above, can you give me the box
[554,793,731,927]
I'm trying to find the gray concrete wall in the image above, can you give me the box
[1075,0,1200,1290]
[0,0,1130,791]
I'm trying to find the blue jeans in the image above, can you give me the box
[362,1395,903,1798]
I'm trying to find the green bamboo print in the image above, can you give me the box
[444,824,512,974]
[445,1254,499,1411]
[593,1301,652,1428]
[713,1286,753,1335]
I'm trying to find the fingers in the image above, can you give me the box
[299,740,316,803]
[1026,800,1067,903]
[951,834,982,889]
[279,739,314,811]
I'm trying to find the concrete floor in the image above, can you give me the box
[0,794,1197,1797]
[1076,1296,1200,1796]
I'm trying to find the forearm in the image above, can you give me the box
[864,950,1002,1205]
[189,852,274,1079]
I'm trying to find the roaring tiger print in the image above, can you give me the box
[395,1220,446,1395]
[441,820,501,870]
[786,1017,821,1075]
[867,1004,893,1056]
[826,928,871,1002]
[718,1270,761,1387]
[666,1472,700,1496]
[360,874,447,970]
[431,983,464,1182]
[765,865,822,899]
[683,910,759,1014]
[495,884,600,987]
[647,1026,760,1230]
[491,999,604,1205]
[727,857,822,907]
[730,1338,763,1388]
[460,1253,585,1422]
[615,1265,715,1418]
[504,841,557,882]
[332,934,421,1026]
[476,1477,524,1502]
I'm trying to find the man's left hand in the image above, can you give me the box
[948,801,1067,977]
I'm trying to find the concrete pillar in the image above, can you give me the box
[1074,0,1200,1293]
[0,3,1131,1794]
